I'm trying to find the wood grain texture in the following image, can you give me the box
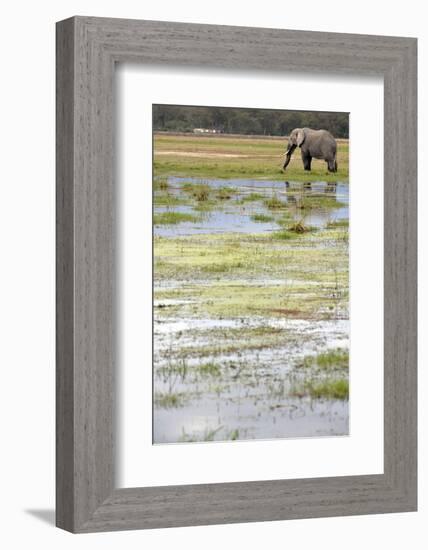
[56,16,417,533]
[56,18,75,532]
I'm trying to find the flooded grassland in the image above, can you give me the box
[153,134,350,444]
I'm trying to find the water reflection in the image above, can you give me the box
[154,177,349,237]
[153,177,350,443]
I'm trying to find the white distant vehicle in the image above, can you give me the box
[193,128,218,134]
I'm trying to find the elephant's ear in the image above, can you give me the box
[297,129,306,147]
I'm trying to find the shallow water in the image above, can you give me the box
[153,175,349,444]
[153,316,349,443]
[155,397,348,443]
[155,177,348,237]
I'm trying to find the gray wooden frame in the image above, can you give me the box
[56,16,417,533]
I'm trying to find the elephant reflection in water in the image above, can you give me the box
[325,182,337,194]
[283,181,339,209]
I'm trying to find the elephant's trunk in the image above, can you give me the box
[283,144,296,170]
[285,144,296,156]
[283,154,292,170]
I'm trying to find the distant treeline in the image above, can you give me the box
[153,104,349,138]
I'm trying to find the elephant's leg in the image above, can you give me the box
[327,158,336,172]
[301,151,312,171]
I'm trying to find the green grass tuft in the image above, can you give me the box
[299,348,349,370]
[287,220,316,233]
[305,378,349,400]
[153,177,169,191]
[264,194,286,210]
[272,230,299,240]
[228,429,240,441]
[215,187,236,200]
[196,362,222,377]
[154,193,188,207]
[297,194,345,210]
[326,219,349,229]
[154,392,188,408]
[182,182,211,201]
[179,425,223,442]
[250,213,274,223]
[241,192,265,202]
[153,211,200,225]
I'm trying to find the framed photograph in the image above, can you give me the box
[150,105,351,446]
[56,16,417,532]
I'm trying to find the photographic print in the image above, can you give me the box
[153,104,349,444]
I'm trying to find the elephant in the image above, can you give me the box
[283,128,338,173]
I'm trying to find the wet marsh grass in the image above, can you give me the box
[160,325,287,346]
[154,230,348,290]
[153,176,169,191]
[193,199,218,212]
[240,192,265,202]
[158,330,294,360]
[287,220,317,234]
[202,260,245,273]
[156,275,348,334]
[178,426,240,442]
[264,194,286,210]
[179,425,223,442]
[251,213,274,223]
[317,348,349,369]
[196,362,222,377]
[153,211,200,225]
[154,193,188,207]
[299,348,349,371]
[272,230,299,240]
[303,378,349,400]
[180,181,236,203]
[326,219,349,229]
[295,193,346,210]
[215,187,236,200]
[289,348,349,401]
[158,358,223,382]
[182,182,211,201]
[154,391,190,408]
